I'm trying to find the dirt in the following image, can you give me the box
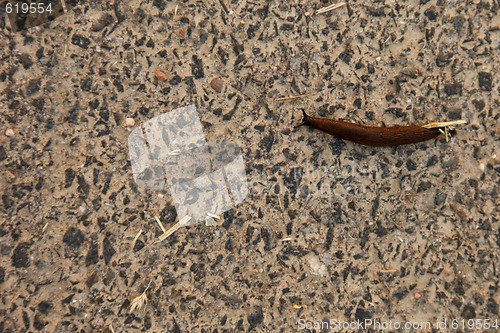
[0,0,499,332]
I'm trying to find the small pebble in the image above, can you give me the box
[308,256,327,277]
[210,77,224,93]
[480,200,494,215]
[154,70,168,82]
[414,292,422,299]
[125,118,135,126]
[5,128,14,136]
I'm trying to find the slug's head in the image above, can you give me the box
[294,109,312,128]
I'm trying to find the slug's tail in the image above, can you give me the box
[294,109,312,128]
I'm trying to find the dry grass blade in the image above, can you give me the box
[206,212,220,219]
[316,2,346,15]
[132,229,142,247]
[157,215,192,242]
[423,120,467,142]
[129,281,152,314]
[155,216,166,233]
[422,120,467,129]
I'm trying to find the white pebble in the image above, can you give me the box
[5,128,14,136]
[308,256,328,277]
[125,118,135,126]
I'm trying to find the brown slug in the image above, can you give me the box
[295,110,466,147]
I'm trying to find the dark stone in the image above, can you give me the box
[371,197,379,218]
[247,24,258,39]
[338,49,353,64]
[325,225,334,250]
[280,23,294,31]
[444,82,462,96]
[65,168,76,188]
[393,289,409,300]
[247,307,263,329]
[8,99,20,110]
[0,146,7,161]
[19,53,33,69]
[113,78,124,92]
[31,98,45,111]
[353,98,362,109]
[77,175,90,197]
[153,0,166,10]
[447,108,462,120]
[169,75,182,85]
[12,242,31,267]
[354,307,372,321]
[85,242,99,266]
[103,268,115,285]
[375,221,388,237]
[461,304,476,319]
[225,238,233,251]
[135,37,146,47]
[452,16,466,35]
[217,47,229,65]
[38,301,53,315]
[22,310,30,328]
[26,79,40,96]
[234,54,246,67]
[486,297,498,314]
[71,34,91,49]
[417,181,432,192]
[191,55,204,79]
[472,99,485,111]
[328,138,346,156]
[33,314,46,329]
[68,106,79,124]
[436,52,452,67]
[133,240,145,252]
[259,133,274,152]
[0,266,4,283]
[86,271,99,287]
[478,72,492,91]
[222,210,234,229]
[406,159,417,171]
[434,190,447,206]
[81,78,92,92]
[231,34,244,54]
[99,108,109,121]
[284,167,303,196]
[368,6,385,16]
[427,155,438,167]
[63,227,85,248]
[424,6,439,20]
[103,237,116,265]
